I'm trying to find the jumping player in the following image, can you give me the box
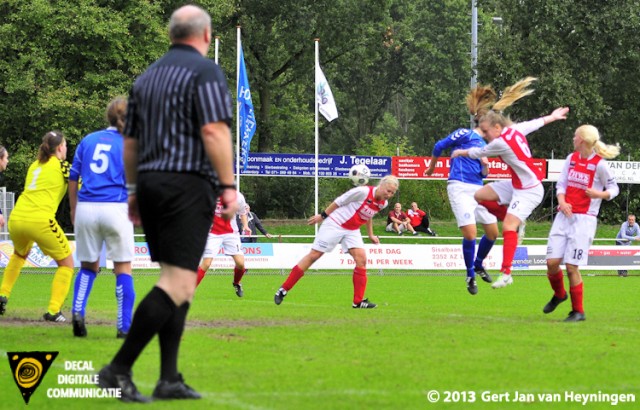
[543,125,619,322]
[274,175,399,308]
[196,191,250,297]
[425,84,499,295]
[451,77,569,289]
[68,97,136,338]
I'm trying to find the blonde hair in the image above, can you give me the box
[378,175,399,189]
[576,125,620,159]
[466,85,496,122]
[480,77,537,128]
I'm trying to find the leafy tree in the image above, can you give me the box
[0,0,168,195]
[477,0,640,220]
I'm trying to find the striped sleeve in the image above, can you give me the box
[196,65,233,127]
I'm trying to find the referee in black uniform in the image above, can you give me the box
[98,5,237,402]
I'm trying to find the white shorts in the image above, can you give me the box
[488,180,543,222]
[447,181,497,227]
[74,202,134,262]
[386,222,407,232]
[313,218,364,253]
[202,232,243,258]
[546,212,597,266]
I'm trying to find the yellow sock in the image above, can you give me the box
[48,266,74,314]
[0,254,26,298]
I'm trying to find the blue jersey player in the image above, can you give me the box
[68,97,136,338]
[425,85,499,295]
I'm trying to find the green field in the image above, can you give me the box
[0,270,637,409]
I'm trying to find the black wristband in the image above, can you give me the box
[218,184,236,190]
[321,211,328,219]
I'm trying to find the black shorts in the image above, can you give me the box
[138,172,216,271]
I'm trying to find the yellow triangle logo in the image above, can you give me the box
[7,351,58,404]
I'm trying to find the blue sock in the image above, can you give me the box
[474,235,496,269]
[462,239,476,278]
[72,268,97,316]
[116,274,135,333]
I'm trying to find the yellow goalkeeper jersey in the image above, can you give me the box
[11,156,70,220]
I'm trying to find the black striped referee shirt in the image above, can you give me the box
[124,44,233,184]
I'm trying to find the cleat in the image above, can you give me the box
[542,293,568,314]
[474,266,493,283]
[352,298,377,309]
[233,283,244,298]
[397,231,403,236]
[491,274,513,289]
[618,270,628,277]
[72,313,87,337]
[412,231,419,236]
[43,311,67,322]
[0,295,7,315]
[97,365,151,403]
[466,277,478,295]
[517,222,526,245]
[564,311,586,322]
[274,288,287,305]
[116,330,128,339]
[427,228,437,236]
[153,373,201,400]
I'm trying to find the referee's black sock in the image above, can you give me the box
[111,286,175,373]
[158,301,190,382]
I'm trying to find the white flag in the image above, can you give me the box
[315,63,338,122]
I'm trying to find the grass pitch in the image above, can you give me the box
[0,272,638,409]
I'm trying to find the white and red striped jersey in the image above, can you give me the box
[209,191,247,234]
[328,186,389,230]
[556,151,618,216]
[468,118,545,189]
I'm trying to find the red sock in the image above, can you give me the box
[196,266,206,287]
[479,201,507,221]
[352,267,367,304]
[547,270,566,298]
[570,282,584,313]
[233,267,246,284]
[282,265,305,291]
[501,230,518,274]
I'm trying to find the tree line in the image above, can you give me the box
[1,0,638,227]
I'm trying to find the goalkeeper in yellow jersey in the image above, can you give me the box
[0,131,75,322]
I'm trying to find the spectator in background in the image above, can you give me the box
[386,203,417,235]
[238,203,273,243]
[407,202,437,236]
[615,214,640,277]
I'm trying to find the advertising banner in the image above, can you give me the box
[548,159,640,184]
[392,156,547,181]
[1,242,637,271]
[238,153,392,178]
[138,244,640,272]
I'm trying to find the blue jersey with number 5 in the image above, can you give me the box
[69,127,127,202]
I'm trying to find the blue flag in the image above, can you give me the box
[238,46,256,172]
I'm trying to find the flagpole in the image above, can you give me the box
[236,26,241,192]
[214,36,220,64]
[314,39,320,234]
